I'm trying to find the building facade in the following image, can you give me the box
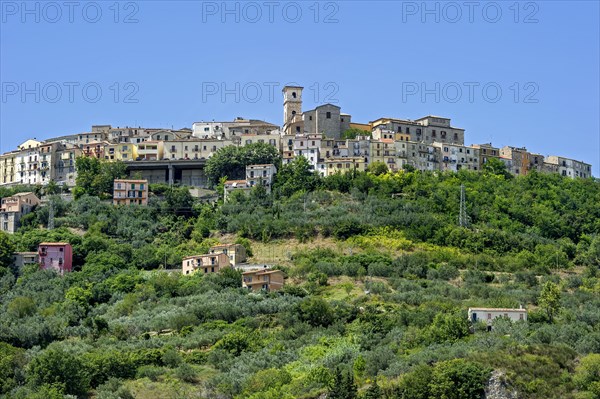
[209,244,247,266]
[246,164,277,191]
[182,253,231,275]
[242,267,285,292]
[113,179,149,205]
[13,252,39,271]
[0,192,40,233]
[468,307,527,323]
[545,156,592,178]
[38,242,73,275]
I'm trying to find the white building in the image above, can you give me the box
[246,164,277,191]
[293,134,322,171]
[545,156,592,179]
[468,307,527,324]
[433,142,479,172]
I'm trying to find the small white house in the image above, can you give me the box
[468,307,527,324]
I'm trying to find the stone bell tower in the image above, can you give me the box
[283,86,303,134]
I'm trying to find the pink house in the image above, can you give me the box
[38,242,73,275]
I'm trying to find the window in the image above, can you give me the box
[326,112,331,119]
[292,91,296,98]
[487,313,492,320]
[296,126,301,133]
[519,314,524,320]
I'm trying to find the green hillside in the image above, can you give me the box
[1,165,599,399]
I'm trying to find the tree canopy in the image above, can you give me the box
[205,143,280,185]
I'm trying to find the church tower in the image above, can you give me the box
[283,86,303,134]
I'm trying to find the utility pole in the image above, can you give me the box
[459,184,468,228]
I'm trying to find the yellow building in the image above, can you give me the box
[105,143,138,162]
[0,152,17,185]
[137,141,164,160]
[324,157,366,176]
[209,244,247,266]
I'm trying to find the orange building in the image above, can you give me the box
[113,179,148,206]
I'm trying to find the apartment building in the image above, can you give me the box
[294,134,322,171]
[81,140,107,159]
[246,164,277,191]
[471,143,500,170]
[137,141,164,160]
[209,244,247,266]
[325,157,367,176]
[15,140,42,185]
[74,132,109,146]
[529,153,546,173]
[500,146,530,176]
[149,129,193,142]
[402,141,440,171]
[370,139,397,171]
[55,145,80,186]
[341,136,371,168]
[370,116,465,145]
[433,143,480,172]
[101,125,151,144]
[371,128,396,141]
[38,242,73,275]
[242,267,285,292]
[0,152,18,185]
[182,253,231,275]
[415,116,465,145]
[113,179,148,205]
[241,133,281,149]
[545,156,592,178]
[0,192,40,233]
[104,143,138,162]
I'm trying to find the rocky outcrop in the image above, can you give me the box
[485,370,519,399]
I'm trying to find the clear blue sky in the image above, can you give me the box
[1,1,599,175]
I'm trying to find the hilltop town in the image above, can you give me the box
[0,85,593,190]
[1,85,599,399]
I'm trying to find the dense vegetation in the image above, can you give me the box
[0,162,599,399]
